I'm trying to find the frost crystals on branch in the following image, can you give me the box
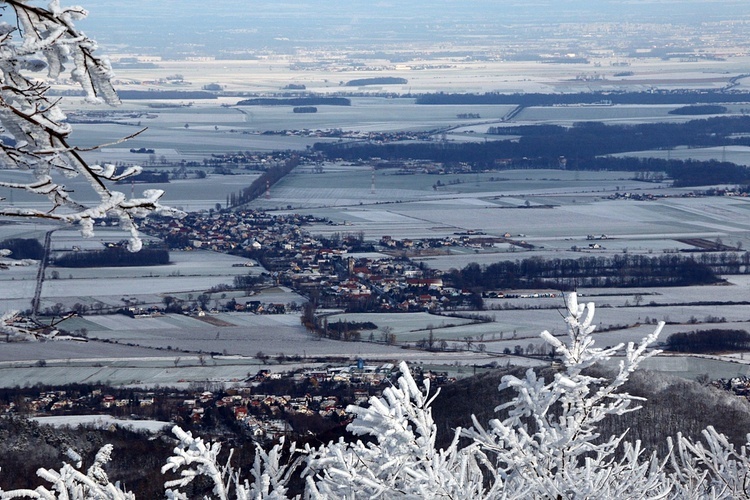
[304,361,487,499]
[163,425,296,500]
[0,1,182,251]
[0,443,134,499]
[466,292,671,499]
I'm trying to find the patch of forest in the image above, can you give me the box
[345,77,408,86]
[115,170,169,183]
[665,329,750,353]
[432,366,750,457]
[53,246,169,268]
[415,90,750,106]
[235,97,351,106]
[669,104,727,115]
[314,116,750,186]
[0,238,44,260]
[444,254,723,291]
[0,416,174,498]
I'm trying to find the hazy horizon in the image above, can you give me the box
[64,1,750,58]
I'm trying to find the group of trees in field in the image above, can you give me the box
[446,254,721,291]
[669,104,727,115]
[0,238,45,260]
[54,246,169,268]
[226,156,300,207]
[666,329,750,353]
[344,77,407,86]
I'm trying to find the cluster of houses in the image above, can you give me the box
[2,388,155,415]
[1,362,455,441]
[606,188,750,203]
[291,251,483,312]
[143,210,325,255]
[239,128,434,144]
[142,209,498,313]
[713,376,750,399]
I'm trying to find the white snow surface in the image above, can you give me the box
[31,415,170,433]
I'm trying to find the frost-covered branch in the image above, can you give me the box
[163,425,297,500]
[0,443,134,499]
[465,292,670,498]
[0,0,181,251]
[304,361,488,498]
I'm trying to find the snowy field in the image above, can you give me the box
[0,236,266,313]
[259,166,750,262]
[2,56,750,384]
[0,170,260,213]
[91,56,750,96]
[31,415,171,433]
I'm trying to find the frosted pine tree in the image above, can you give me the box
[0,0,180,252]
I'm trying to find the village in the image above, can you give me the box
[0,362,455,441]
[138,209,516,316]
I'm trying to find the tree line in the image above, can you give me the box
[314,116,750,187]
[227,156,300,207]
[235,97,351,106]
[53,246,169,268]
[445,254,721,291]
[415,90,750,106]
[665,329,750,353]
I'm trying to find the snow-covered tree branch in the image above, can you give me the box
[0,443,135,499]
[0,0,181,251]
[302,361,488,498]
[465,293,671,498]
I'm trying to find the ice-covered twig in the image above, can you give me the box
[0,1,181,250]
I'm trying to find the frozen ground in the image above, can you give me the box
[31,415,171,433]
[2,56,750,384]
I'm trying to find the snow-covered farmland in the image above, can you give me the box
[31,415,171,433]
